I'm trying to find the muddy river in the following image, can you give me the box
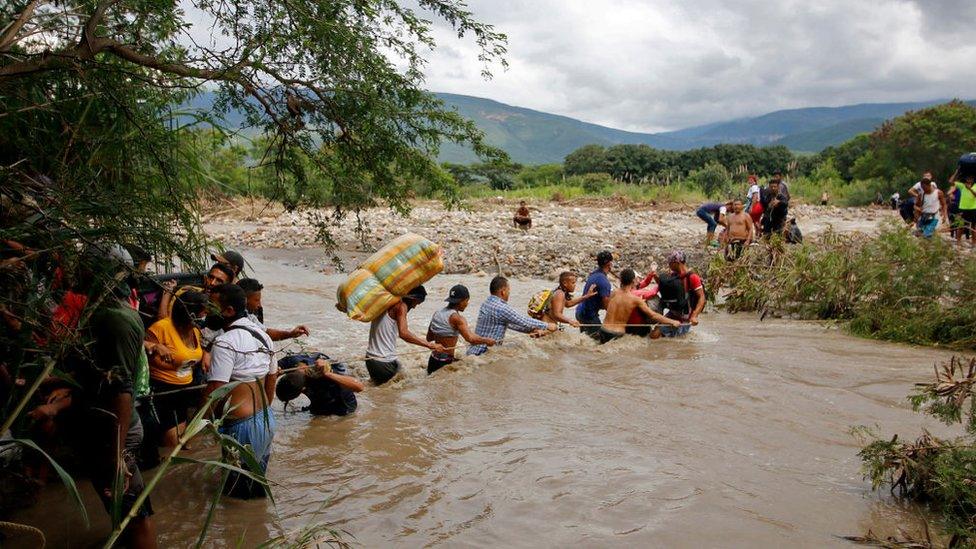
[13,248,955,548]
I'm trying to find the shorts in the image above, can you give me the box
[696,207,719,233]
[514,217,531,227]
[365,358,401,385]
[149,379,199,431]
[427,354,455,375]
[576,310,602,339]
[219,411,276,499]
[598,328,625,344]
[916,215,939,238]
[86,407,154,519]
[961,210,976,239]
[658,323,691,338]
[725,239,746,261]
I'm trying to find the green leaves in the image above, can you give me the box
[13,438,89,528]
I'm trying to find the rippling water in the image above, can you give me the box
[14,248,955,547]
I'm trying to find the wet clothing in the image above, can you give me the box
[659,323,691,338]
[427,355,455,375]
[148,378,200,431]
[147,317,202,385]
[208,317,274,383]
[220,412,276,499]
[365,358,401,384]
[597,328,624,344]
[366,312,399,363]
[277,354,358,416]
[725,239,746,261]
[428,308,459,338]
[576,270,612,335]
[467,295,547,356]
[86,409,153,519]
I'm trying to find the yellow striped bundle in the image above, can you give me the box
[336,233,443,322]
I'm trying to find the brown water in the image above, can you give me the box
[13,248,956,547]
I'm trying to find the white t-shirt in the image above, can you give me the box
[747,184,761,201]
[208,317,275,383]
[912,181,938,194]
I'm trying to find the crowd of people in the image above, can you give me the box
[890,167,976,244]
[3,233,706,547]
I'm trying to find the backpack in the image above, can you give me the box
[527,288,556,319]
[657,271,703,318]
[785,219,803,244]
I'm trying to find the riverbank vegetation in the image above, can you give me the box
[709,225,976,350]
[852,356,976,547]
[185,100,976,208]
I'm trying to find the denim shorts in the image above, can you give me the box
[659,324,691,338]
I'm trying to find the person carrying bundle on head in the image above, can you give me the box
[365,285,446,385]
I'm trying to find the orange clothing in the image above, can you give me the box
[147,317,202,385]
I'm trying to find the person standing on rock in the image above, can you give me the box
[466,277,555,356]
[576,251,614,338]
[722,199,754,261]
[365,285,446,385]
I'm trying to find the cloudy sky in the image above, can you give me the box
[416,0,976,132]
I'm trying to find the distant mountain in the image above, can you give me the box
[180,91,974,163]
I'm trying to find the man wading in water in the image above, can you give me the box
[599,269,679,344]
[366,285,446,384]
[204,284,277,499]
[425,284,496,374]
[576,251,614,338]
[467,276,555,356]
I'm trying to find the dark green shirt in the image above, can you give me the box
[84,301,145,399]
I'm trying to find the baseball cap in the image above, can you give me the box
[597,250,614,267]
[446,284,470,304]
[667,250,687,264]
[211,250,245,274]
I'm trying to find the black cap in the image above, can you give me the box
[597,250,614,267]
[211,250,245,274]
[446,284,470,304]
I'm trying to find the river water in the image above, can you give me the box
[13,248,956,547]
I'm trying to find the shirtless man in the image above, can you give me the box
[541,272,596,327]
[722,199,754,261]
[597,269,680,344]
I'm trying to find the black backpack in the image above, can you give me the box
[657,273,691,317]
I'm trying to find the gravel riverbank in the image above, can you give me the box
[205,198,896,278]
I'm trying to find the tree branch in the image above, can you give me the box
[0,0,47,52]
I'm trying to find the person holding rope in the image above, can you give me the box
[467,276,555,356]
[598,269,680,344]
[365,285,445,385]
[576,251,614,338]
[638,250,704,337]
[425,284,496,374]
[204,284,277,499]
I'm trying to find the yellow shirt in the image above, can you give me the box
[147,317,202,385]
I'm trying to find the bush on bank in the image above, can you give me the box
[710,224,976,350]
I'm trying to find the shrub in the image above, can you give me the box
[688,162,733,198]
[580,173,613,193]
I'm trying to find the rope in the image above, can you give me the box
[141,321,694,400]
[0,521,46,547]
[576,322,693,328]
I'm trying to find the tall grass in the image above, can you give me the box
[460,181,707,203]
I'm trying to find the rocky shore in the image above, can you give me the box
[205,198,896,278]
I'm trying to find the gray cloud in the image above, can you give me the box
[417,0,976,132]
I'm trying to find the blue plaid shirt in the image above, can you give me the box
[467,295,547,356]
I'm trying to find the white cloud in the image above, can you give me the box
[416,0,976,132]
